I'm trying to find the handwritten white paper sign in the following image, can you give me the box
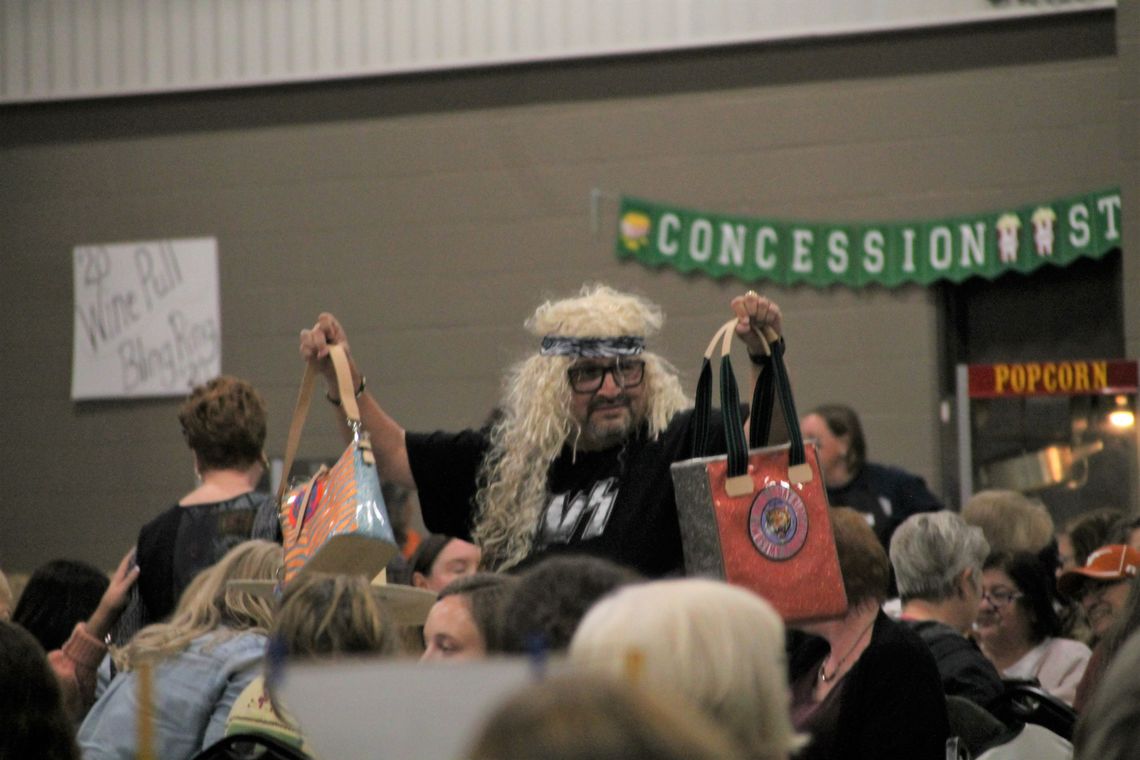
[71,238,221,400]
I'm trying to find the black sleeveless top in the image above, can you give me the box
[113,491,280,645]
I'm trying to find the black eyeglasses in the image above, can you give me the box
[567,359,646,394]
[981,587,1023,607]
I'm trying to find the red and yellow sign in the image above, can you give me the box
[968,360,1138,398]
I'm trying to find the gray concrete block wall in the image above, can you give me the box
[1121,4,1140,361]
[0,13,1123,570]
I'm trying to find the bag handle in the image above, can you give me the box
[690,319,812,497]
[276,344,364,510]
[690,320,754,486]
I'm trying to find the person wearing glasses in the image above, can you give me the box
[299,284,780,576]
[975,552,1091,706]
[799,404,943,550]
[1058,543,1140,711]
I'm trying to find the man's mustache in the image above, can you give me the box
[589,394,631,412]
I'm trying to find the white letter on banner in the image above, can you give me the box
[902,228,917,272]
[959,222,985,268]
[689,219,713,262]
[718,223,747,267]
[827,231,849,274]
[1068,203,1091,248]
[657,213,680,256]
[792,229,814,273]
[1097,195,1121,241]
[755,227,778,270]
[930,227,952,270]
[862,230,885,273]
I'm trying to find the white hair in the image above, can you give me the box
[890,511,989,602]
[569,578,805,760]
[961,489,1054,555]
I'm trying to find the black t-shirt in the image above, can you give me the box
[406,408,724,577]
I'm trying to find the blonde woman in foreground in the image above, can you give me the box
[468,674,748,760]
[78,540,281,760]
[569,577,804,760]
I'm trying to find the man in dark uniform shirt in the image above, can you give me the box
[801,403,943,549]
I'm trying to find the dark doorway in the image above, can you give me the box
[937,250,1130,524]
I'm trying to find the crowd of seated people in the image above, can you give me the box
[8,364,1140,760]
[10,512,1140,760]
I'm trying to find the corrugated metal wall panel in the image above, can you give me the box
[0,0,1116,103]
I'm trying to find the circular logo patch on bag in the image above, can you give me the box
[748,483,808,561]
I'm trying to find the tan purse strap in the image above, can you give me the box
[703,319,777,360]
[277,344,356,508]
[692,318,808,496]
[329,343,362,424]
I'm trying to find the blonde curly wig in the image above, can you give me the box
[472,285,690,571]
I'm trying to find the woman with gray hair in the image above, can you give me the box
[890,511,1004,710]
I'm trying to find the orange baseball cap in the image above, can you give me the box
[1058,544,1140,599]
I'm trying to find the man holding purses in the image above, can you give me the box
[299,284,780,577]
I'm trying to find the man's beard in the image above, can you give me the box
[582,396,640,449]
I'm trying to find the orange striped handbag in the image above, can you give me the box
[277,344,398,585]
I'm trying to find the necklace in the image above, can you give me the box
[818,616,876,683]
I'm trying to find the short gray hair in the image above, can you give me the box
[890,512,989,602]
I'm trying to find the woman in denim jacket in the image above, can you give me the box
[77,540,280,760]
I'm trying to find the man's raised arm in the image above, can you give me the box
[299,312,416,489]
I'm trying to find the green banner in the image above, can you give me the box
[616,188,1121,288]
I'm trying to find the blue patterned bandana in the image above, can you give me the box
[539,335,645,357]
